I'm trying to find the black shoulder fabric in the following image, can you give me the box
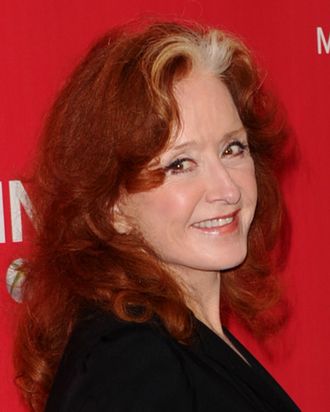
[45,314,194,412]
[46,310,300,412]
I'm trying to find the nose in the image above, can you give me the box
[204,160,241,205]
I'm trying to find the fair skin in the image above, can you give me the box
[117,69,257,346]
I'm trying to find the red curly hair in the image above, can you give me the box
[15,20,288,411]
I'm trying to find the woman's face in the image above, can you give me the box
[118,70,257,280]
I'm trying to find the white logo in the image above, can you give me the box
[0,180,33,243]
[317,27,330,55]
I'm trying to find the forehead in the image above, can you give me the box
[168,70,243,149]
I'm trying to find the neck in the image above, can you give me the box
[172,267,251,365]
[174,268,224,336]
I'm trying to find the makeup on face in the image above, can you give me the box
[118,70,257,280]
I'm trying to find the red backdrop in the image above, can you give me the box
[1,1,329,410]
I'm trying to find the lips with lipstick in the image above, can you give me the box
[191,209,240,234]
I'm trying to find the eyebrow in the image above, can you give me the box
[168,126,247,153]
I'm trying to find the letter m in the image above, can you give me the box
[317,27,330,54]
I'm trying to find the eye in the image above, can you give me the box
[164,158,196,175]
[222,140,249,158]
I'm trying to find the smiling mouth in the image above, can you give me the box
[192,210,240,232]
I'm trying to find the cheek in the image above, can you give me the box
[241,161,257,193]
[246,175,258,206]
[138,182,201,224]
[241,170,258,222]
[234,164,258,209]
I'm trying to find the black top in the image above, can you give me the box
[45,310,300,411]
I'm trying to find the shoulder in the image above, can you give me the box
[67,309,183,370]
[71,310,185,379]
[46,309,193,412]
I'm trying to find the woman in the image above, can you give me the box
[15,20,299,411]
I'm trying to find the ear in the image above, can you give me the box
[112,203,131,234]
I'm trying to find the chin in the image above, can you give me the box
[217,244,248,271]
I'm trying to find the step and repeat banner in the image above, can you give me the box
[1,1,329,410]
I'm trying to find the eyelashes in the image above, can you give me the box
[164,158,195,175]
[223,140,249,157]
[164,140,250,176]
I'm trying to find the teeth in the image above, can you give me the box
[193,217,234,229]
